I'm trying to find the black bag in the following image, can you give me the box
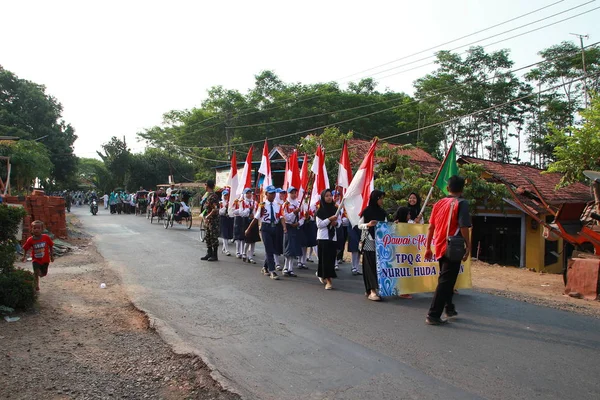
[444,199,466,262]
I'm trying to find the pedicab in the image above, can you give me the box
[134,190,149,216]
[164,190,193,230]
[150,191,168,224]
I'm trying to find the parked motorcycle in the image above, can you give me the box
[90,199,98,215]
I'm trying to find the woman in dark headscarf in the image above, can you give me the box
[315,189,341,290]
[407,192,423,224]
[359,189,386,301]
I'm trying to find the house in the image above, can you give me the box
[460,156,592,273]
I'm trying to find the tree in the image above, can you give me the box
[77,157,113,194]
[0,66,77,187]
[97,137,131,189]
[546,95,600,186]
[299,127,354,187]
[0,140,53,193]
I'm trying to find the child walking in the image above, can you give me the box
[22,220,54,291]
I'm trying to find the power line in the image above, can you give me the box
[177,2,599,140]
[336,0,567,81]
[358,0,596,81]
[178,0,575,132]
[174,41,599,151]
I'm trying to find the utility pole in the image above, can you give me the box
[570,33,589,108]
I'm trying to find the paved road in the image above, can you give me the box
[75,208,600,400]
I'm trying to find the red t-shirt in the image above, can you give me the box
[23,234,54,264]
[429,197,470,260]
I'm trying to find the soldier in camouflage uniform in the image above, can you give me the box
[201,180,221,262]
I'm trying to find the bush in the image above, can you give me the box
[0,268,37,309]
[0,204,27,274]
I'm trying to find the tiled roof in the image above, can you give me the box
[348,139,440,174]
[460,156,592,204]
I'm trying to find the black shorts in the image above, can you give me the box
[32,262,49,276]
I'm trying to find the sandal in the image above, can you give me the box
[368,293,381,301]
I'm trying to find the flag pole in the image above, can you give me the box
[419,140,456,217]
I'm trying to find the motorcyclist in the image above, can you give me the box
[89,191,98,213]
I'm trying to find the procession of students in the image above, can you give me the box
[212,174,471,326]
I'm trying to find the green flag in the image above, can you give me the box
[435,143,458,195]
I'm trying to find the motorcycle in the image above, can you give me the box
[90,199,98,215]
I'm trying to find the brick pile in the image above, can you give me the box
[2,190,67,240]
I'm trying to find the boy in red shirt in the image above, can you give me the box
[22,220,54,291]
[424,175,471,325]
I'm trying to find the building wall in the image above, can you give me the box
[525,215,563,273]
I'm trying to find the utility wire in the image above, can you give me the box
[367,1,598,81]
[177,0,575,131]
[177,2,598,139]
[173,41,599,151]
[337,0,567,80]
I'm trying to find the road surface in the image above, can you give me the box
[75,208,600,400]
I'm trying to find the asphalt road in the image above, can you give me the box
[75,207,600,400]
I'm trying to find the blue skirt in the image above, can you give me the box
[233,216,245,241]
[336,225,348,250]
[284,228,303,257]
[219,215,234,239]
[347,225,360,252]
[302,220,318,247]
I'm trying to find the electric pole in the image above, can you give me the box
[571,33,589,108]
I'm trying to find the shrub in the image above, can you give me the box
[0,204,27,274]
[0,268,37,309]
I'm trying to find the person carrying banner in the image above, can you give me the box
[315,189,341,290]
[246,185,284,280]
[358,190,387,301]
[424,175,471,325]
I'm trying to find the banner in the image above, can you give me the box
[376,222,472,295]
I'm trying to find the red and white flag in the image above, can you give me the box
[299,154,309,200]
[289,150,301,191]
[226,151,238,214]
[283,157,290,191]
[337,140,352,192]
[236,145,254,197]
[344,139,377,227]
[310,145,330,207]
[258,139,272,188]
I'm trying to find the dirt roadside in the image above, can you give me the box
[0,233,239,400]
[471,260,600,318]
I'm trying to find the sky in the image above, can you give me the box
[1,0,599,159]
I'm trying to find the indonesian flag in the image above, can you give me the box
[299,154,309,200]
[227,151,238,215]
[337,140,352,192]
[258,139,272,188]
[236,145,253,197]
[290,150,301,191]
[283,157,290,191]
[310,145,329,207]
[344,139,377,227]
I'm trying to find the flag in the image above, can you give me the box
[236,145,254,197]
[283,157,290,191]
[258,139,272,188]
[337,140,352,191]
[290,150,301,191]
[434,142,458,195]
[299,154,309,199]
[310,145,330,206]
[344,139,377,227]
[226,151,238,214]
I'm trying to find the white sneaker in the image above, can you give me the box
[334,265,339,271]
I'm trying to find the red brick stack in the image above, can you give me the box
[2,191,67,240]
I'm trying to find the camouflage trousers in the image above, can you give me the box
[205,216,220,248]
